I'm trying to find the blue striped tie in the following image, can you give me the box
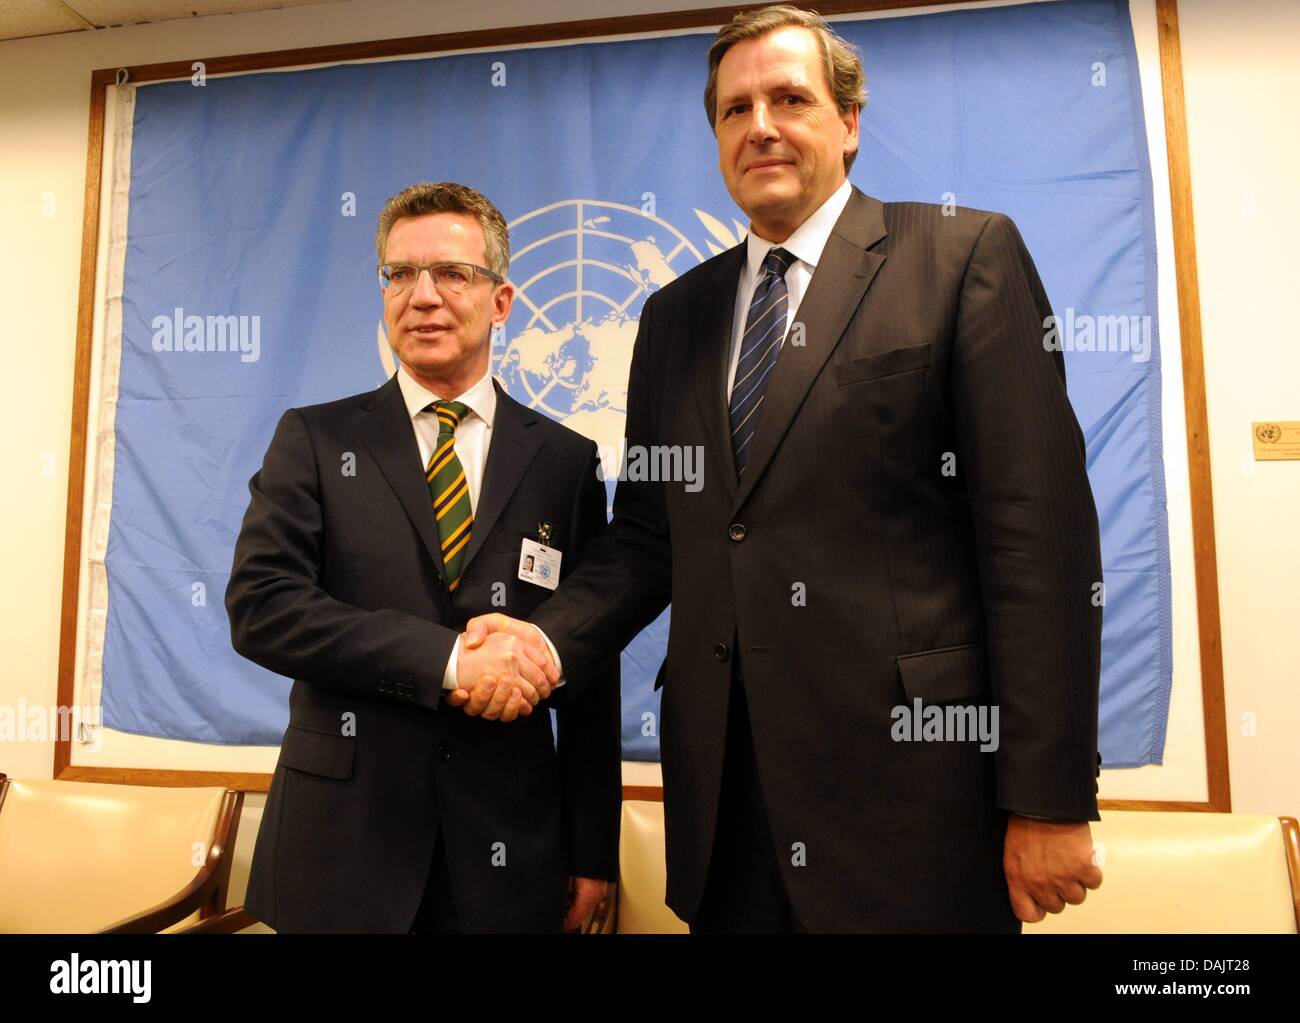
[730,247,794,477]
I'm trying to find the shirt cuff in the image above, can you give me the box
[534,626,566,689]
[442,636,460,691]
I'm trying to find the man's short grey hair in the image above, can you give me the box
[375,181,510,279]
[703,4,868,173]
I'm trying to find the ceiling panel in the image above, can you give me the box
[0,0,342,42]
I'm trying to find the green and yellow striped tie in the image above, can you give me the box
[425,400,473,592]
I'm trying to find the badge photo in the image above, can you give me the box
[518,537,561,591]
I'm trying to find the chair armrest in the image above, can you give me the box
[100,789,244,934]
[174,906,260,934]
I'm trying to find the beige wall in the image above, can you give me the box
[0,0,1296,891]
[1175,0,1300,815]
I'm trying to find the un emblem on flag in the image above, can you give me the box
[496,199,739,454]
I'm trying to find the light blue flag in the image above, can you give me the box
[104,0,1170,767]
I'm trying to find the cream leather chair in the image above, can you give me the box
[1027,811,1300,934]
[0,774,242,933]
[614,798,1300,934]
[616,799,688,934]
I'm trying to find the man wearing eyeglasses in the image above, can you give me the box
[226,181,620,933]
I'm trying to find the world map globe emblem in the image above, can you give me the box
[494,199,732,456]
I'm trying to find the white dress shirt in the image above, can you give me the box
[397,362,497,513]
[726,178,853,400]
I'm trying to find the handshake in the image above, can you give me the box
[447,613,560,722]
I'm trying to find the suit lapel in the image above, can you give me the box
[354,376,448,585]
[731,187,888,513]
[458,380,544,574]
[692,245,746,501]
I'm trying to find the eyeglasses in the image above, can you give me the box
[377,261,503,295]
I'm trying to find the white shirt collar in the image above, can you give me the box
[395,362,497,429]
[744,178,853,279]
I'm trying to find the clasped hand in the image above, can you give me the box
[447,614,556,722]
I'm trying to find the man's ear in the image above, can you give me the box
[841,103,861,160]
[493,281,515,325]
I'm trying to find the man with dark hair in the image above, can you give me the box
[461,6,1104,933]
[227,181,619,933]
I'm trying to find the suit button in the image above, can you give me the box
[436,745,451,762]
[728,523,747,542]
[714,643,729,662]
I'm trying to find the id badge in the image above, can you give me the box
[518,537,561,591]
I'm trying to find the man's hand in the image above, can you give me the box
[563,877,609,932]
[463,612,552,658]
[1003,815,1103,923]
[447,614,557,719]
[450,629,558,722]
[452,675,540,722]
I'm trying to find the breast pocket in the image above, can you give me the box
[493,531,527,554]
[835,342,933,384]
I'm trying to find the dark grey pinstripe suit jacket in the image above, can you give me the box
[532,185,1103,932]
